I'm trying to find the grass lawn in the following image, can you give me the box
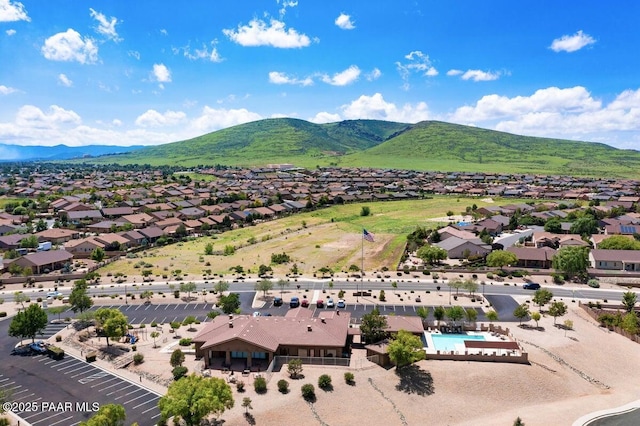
[98,196,535,279]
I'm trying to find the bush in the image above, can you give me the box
[150,321,158,327]
[133,353,144,365]
[236,380,245,392]
[587,279,600,288]
[379,290,386,302]
[254,376,267,394]
[277,379,289,394]
[344,372,355,385]
[551,273,564,284]
[301,383,315,401]
[179,338,193,346]
[338,290,345,299]
[172,366,188,380]
[318,374,332,390]
[85,352,97,362]
[55,335,62,342]
[0,312,7,317]
[486,272,494,279]
[131,345,137,352]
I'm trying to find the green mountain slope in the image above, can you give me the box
[86,118,640,178]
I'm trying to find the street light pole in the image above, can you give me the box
[125,284,127,305]
[449,283,451,305]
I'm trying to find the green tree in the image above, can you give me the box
[387,329,426,368]
[532,289,554,311]
[598,236,640,250]
[151,331,160,348]
[486,309,499,323]
[79,403,126,426]
[218,293,241,314]
[360,206,371,217]
[416,245,448,265]
[359,308,388,343]
[179,281,197,300]
[258,264,273,277]
[621,312,639,335]
[214,280,229,294]
[8,303,48,343]
[182,315,197,331]
[570,215,598,236]
[13,291,28,307]
[242,397,253,415]
[486,250,518,269]
[204,242,214,255]
[159,375,234,426]
[170,348,185,367]
[91,247,105,263]
[47,306,67,322]
[445,306,465,324]
[513,417,525,426]
[433,306,445,325]
[463,279,478,297]
[544,218,562,233]
[552,246,589,281]
[416,306,430,321]
[513,304,530,325]
[35,219,48,232]
[94,308,128,347]
[531,311,541,328]
[20,235,39,249]
[287,358,303,379]
[464,307,478,324]
[255,279,273,297]
[622,291,637,313]
[548,301,568,325]
[69,279,93,313]
[277,278,289,296]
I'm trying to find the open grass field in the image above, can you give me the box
[0,197,21,209]
[99,196,528,279]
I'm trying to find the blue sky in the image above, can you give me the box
[1,0,640,150]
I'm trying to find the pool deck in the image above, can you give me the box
[424,329,519,356]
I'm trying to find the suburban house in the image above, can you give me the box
[10,250,74,274]
[435,237,492,259]
[193,309,351,370]
[506,246,556,269]
[531,232,589,249]
[589,249,640,272]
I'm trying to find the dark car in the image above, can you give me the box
[273,297,283,306]
[290,297,300,308]
[316,299,324,308]
[523,283,541,290]
[301,299,309,308]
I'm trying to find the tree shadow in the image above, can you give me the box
[395,364,434,396]
[244,413,256,425]
[320,384,333,392]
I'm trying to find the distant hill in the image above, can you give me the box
[79,118,640,178]
[0,143,143,162]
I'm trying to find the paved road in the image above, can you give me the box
[0,318,162,426]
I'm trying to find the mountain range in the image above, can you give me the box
[0,143,143,162]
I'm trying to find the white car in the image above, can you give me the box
[326,298,335,308]
[337,299,346,308]
[252,311,261,317]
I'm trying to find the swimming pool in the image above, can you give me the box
[430,333,486,353]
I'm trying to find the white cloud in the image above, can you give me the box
[57,74,73,87]
[15,105,81,129]
[366,68,381,81]
[396,50,437,89]
[446,69,463,76]
[322,65,361,86]
[0,0,30,22]
[152,63,171,83]
[89,8,121,42]
[135,109,187,127]
[0,85,17,95]
[128,50,140,60]
[112,119,122,127]
[460,69,501,82]
[278,0,298,18]
[6,29,16,36]
[175,41,223,62]
[268,71,313,86]
[189,106,262,133]
[335,13,355,30]
[308,111,341,124]
[160,29,168,36]
[41,29,98,64]
[550,30,595,53]
[223,18,311,48]
[341,93,429,122]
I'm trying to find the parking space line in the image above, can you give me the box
[142,405,159,414]
[183,304,188,310]
[164,305,169,310]
[51,358,75,367]
[0,378,8,383]
[155,305,160,310]
[151,412,161,419]
[0,381,16,389]
[125,392,152,405]
[97,380,124,392]
[125,305,132,311]
[193,304,199,309]
[114,388,145,400]
[90,376,117,388]
[69,365,96,377]
[174,305,178,310]
[133,397,158,409]
[140,317,147,324]
[11,388,30,397]
[47,415,74,426]
[161,317,167,323]
[57,362,81,371]
[135,305,142,310]
[107,383,134,396]
[22,411,49,421]
[129,317,138,323]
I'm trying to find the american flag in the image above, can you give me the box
[363,229,375,242]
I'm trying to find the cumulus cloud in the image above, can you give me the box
[278,0,298,18]
[321,65,361,86]
[135,109,187,127]
[223,18,311,48]
[6,28,16,36]
[189,106,262,133]
[152,63,171,83]
[0,0,29,22]
[0,85,17,95]
[57,74,73,87]
[396,51,437,89]
[366,68,382,81]
[41,29,98,64]
[550,30,596,53]
[455,69,502,82]
[89,8,121,42]
[446,69,463,76]
[174,41,223,62]
[15,105,81,129]
[341,93,430,122]
[335,13,355,30]
[268,71,313,86]
[309,111,341,124]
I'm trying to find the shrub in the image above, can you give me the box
[301,383,315,401]
[277,379,289,394]
[318,374,332,390]
[55,335,62,342]
[254,376,267,394]
[133,353,144,365]
[551,273,564,284]
[236,380,245,392]
[338,290,345,299]
[379,290,386,302]
[344,372,355,385]
[179,338,193,346]
[172,366,188,380]
[0,312,6,318]
[150,321,158,327]
[85,352,97,362]
[587,279,600,288]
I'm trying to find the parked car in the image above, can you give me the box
[326,298,335,308]
[11,344,31,355]
[301,299,309,307]
[253,311,261,317]
[290,297,300,308]
[337,299,346,308]
[273,297,283,306]
[316,299,324,308]
[523,283,541,290]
